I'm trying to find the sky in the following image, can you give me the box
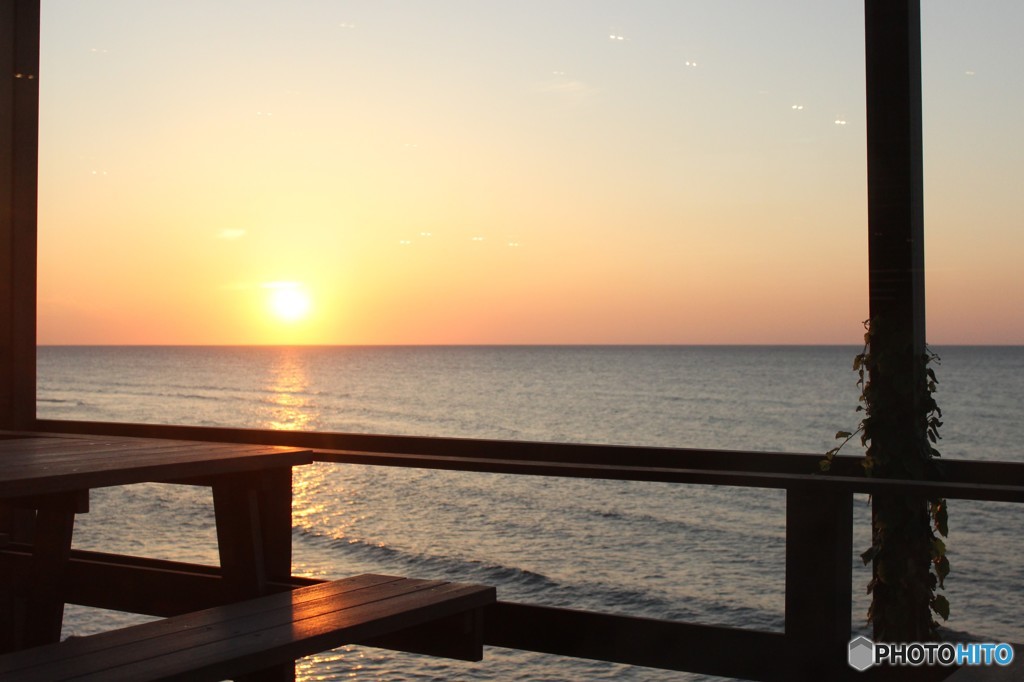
[35,1,1024,345]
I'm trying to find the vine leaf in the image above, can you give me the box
[932,500,949,537]
[825,319,950,638]
[935,555,950,588]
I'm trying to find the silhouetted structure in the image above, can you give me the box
[2,1,1022,680]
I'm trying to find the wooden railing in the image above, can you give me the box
[30,419,1024,681]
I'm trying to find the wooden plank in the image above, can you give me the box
[0,437,308,468]
[0,437,252,459]
[0,576,494,681]
[5,445,1020,502]
[363,608,485,662]
[31,422,1024,499]
[1,490,88,513]
[0,443,312,477]
[33,420,840,473]
[0,575,404,674]
[484,601,792,681]
[0,546,314,617]
[0,440,313,498]
[99,582,492,681]
[0,434,303,456]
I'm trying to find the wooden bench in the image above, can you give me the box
[0,574,495,681]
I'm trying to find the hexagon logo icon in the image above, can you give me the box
[849,636,875,671]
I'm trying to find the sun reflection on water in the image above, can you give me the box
[263,348,320,431]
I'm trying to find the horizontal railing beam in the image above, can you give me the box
[485,602,792,681]
[33,419,824,471]
[31,420,1024,502]
[312,449,1024,502]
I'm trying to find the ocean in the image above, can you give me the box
[36,345,1024,680]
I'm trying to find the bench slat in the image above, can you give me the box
[0,573,400,673]
[105,583,491,682]
[0,574,495,682]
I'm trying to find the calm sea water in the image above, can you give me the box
[37,345,1024,681]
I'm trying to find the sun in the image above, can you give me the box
[266,282,312,322]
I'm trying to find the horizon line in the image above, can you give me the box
[35,342,1024,348]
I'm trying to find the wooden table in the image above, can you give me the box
[0,432,314,652]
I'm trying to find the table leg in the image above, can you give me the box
[23,504,76,648]
[256,467,293,583]
[212,474,268,601]
[212,469,296,682]
[0,503,22,652]
[0,492,86,651]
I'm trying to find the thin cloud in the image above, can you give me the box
[540,75,600,99]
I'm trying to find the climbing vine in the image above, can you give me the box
[821,319,950,640]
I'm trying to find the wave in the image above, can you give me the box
[292,526,783,628]
[294,526,555,590]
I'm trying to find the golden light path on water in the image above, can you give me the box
[264,348,318,432]
[266,349,390,679]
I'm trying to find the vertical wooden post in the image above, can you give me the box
[864,0,933,642]
[23,499,77,648]
[0,491,85,652]
[865,0,925,344]
[213,471,296,682]
[785,488,853,678]
[256,467,294,583]
[0,1,41,607]
[212,475,269,601]
[0,0,40,430]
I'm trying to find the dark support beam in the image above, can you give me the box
[23,501,75,648]
[785,490,853,679]
[0,547,310,618]
[864,0,926,346]
[484,602,792,681]
[256,468,294,583]
[212,474,269,601]
[212,471,296,682]
[864,0,934,642]
[0,492,82,651]
[0,0,40,430]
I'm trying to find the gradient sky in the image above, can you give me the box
[35,1,1024,345]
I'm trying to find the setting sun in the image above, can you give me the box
[266,282,312,323]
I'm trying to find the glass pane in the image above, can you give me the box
[916,0,1024,650]
[38,1,867,352]
[38,1,869,451]
[34,4,1024,677]
[923,1,1024,346]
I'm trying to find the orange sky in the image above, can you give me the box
[35,2,1024,345]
